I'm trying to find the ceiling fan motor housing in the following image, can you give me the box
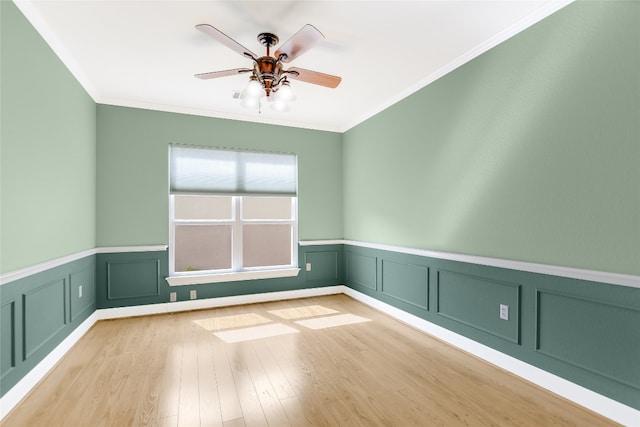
[246,32,283,96]
[254,56,283,95]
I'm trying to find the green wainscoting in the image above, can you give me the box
[305,250,341,284]
[96,251,169,308]
[437,270,520,344]
[95,245,344,309]
[536,289,640,392]
[345,251,377,290]
[0,256,96,397]
[0,302,16,382]
[106,259,161,300]
[70,265,96,322]
[343,244,640,410]
[381,259,429,310]
[3,243,638,413]
[23,278,67,360]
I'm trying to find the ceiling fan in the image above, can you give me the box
[194,23,342,111]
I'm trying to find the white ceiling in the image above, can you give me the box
[16,0,572,133]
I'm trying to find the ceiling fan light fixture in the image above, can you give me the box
[271,98,290,112]
[240,90,260,109]
[245,78,263,97]
[276,80,296,102]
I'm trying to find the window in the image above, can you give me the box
[168,146,298,285]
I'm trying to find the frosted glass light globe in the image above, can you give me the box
[246,79,262,97]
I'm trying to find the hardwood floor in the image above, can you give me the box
[3,295,616,426]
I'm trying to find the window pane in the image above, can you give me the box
[243,224,292,267]
[174,225,232,272]
[242,197,293,220]
[174,195,232,220]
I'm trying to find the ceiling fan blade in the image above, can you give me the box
[196,24,257,59]
[195,68,253,80]
[286,67,342,88]
[275,24,324,63]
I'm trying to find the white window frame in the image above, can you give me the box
[232,196,298,271]
[167,195,299,286]
[169,194,298,269]
[167,145,300,286]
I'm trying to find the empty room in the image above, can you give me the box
[1,0,638,425]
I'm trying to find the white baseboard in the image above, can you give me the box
[96,286,345,320]
[2,285,638,426]
[342,287,640,427]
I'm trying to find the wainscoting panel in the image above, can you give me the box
[536,290,640,391]
[380,259,429,310]
[106,259,160,300]
[0,302,15,379]
[0,255,95,398]
[23,279,67,359]
[437,270,520,344]
[305,250,339,282]
[345,251,377,290]
[97,251,167,308]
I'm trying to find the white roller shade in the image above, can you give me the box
[170,145,297,196]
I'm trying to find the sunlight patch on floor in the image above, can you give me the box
[268,305,339,320]
[198,305,372,343]
[213,323,300,343]
[295,314,371,330]
[193,313,272,331]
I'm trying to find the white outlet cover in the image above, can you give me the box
[170,292,177,302]
[78,285,82,298]
[500,304,509,320]
[306,263,312,272]
[190,290,197,300]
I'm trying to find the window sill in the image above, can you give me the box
[165,268,301,286]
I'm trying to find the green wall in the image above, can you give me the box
[96,105,343,247]
[343,1,640,276]
[0,1,96,274]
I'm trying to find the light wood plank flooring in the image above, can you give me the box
[3,294,616,426]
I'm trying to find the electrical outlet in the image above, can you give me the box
[78,285,83,298]
[190,290,197,300]
[170,292,177,302]
[306,262,312,272]
[499,304,509,320]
